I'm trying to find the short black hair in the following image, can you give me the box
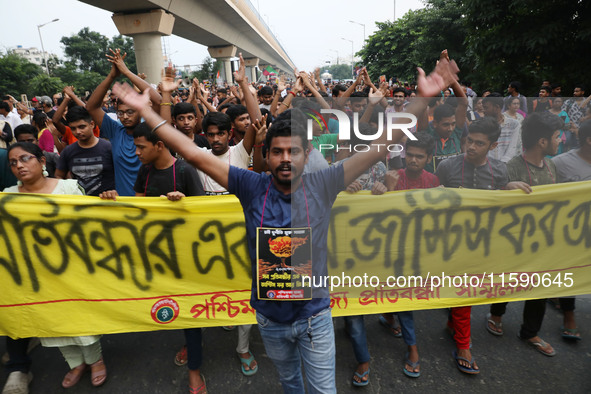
[350,91,368,98]
[132,122,161,145]
[173,102,196,118]
[332,84,347,97]
[539,86,551,94]
[482,93,504,109]
[574,83,587,93]
[0,102,10,112]
[217,88,227,95]
[392,87,408,97]
[265,109,307,154]
[202,111,232,133]
[521,112,564,150]
[225,105,248,123]
[468,117,501,143]
[550,83,561,90]
[509,81,522,92]
[258,86,273,96]
[217,103,233,113]
[65,106,92,124]
[579,119,591,145]
[406,132,435,155]
[433,104,455,121]
[14,124,38,140]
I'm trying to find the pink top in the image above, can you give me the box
[37,128,54,153]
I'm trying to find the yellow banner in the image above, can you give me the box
[1,182,590,338]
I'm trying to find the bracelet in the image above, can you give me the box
[289,91,296,97]
[281,102,290,108]
[253,143,264,148]
[160,102,173,106]
[152,120,167,134]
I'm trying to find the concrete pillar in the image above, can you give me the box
[112,9,175,85]
[207,46,237,84]
[244,58,259,84]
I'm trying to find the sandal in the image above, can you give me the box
[402,352,420,378]
[175,345,188,366]
[189,374,207,394]
[238,350,258,376]
[518,334,556,356]
[378,315,402,338]
[452,350,479,375]
[62,364,87,388]
[352,367,370,387]
[561,326,582,341]
[485,313,504,336]
[90,358,107,387]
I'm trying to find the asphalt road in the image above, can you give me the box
[2,297,590,393]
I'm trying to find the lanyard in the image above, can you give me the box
[260,179,310,228]
[461,155,494,189]
[521,155,555,185]
[144,159,176,195]
[437,136,458,155]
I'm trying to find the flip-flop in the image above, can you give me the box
[352,368,370,386]
[452,350,479,375]
[189,374,207,394]
[561,326,582,341]
[402,352,420,378]
[485,313,504,336]
[378,315,402,338]
[517,334,556,356]
[238,350,258,376]
[62,364,87,388]
[175,345,188,366]
[90,358,107,387]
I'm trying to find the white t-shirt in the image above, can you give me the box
[197,140,251,194]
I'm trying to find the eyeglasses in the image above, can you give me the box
[116,109,136,117]
[9,154,37,167]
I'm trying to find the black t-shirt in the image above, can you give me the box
[57,139,116,196]
[133,158,205,197]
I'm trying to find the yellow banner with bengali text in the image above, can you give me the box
[1,182,590,339]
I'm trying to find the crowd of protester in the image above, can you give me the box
[1,47,590,394]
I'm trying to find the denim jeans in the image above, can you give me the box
[344,315,370,363]
[396,311,416,346]
[256,307,336,394]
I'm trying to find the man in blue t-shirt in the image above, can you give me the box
[111,53,459,392]
[86,49,162,196]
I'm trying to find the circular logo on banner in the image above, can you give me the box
[151,298,180,324]
[266,290,276,299]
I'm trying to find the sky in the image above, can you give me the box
[1,0,425,73]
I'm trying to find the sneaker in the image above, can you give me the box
[2,371,32,394]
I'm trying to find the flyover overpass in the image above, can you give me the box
[79,0,296,84]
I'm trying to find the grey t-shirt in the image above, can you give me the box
[304,148,329,174]
[552,149,591,183]
[436,154,509,190]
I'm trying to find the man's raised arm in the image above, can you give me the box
[234,53,261,155]
[342,58,460,186]
[112,82,230,189]
[87,61,120,128]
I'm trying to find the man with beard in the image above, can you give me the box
[226,104,251,146]
[86,49,161,196]
[110,53,459,392]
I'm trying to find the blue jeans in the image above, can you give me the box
[344,315,370,363]
[256,307,336,394]
[397,311,416,346]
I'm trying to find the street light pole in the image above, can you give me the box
[341,38,354,78]
[37,18,59,75]
[329,49,339,65]
[349,20,366,43]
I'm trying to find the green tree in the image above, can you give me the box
[60,27,111,75]
[190,56,222,81]
[323,64,351,80]
[359,0,470,84]
[26,74,64,98]
[0,53,43,96]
